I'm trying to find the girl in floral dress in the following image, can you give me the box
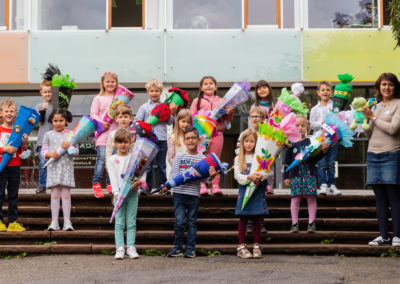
[283,115,328,233]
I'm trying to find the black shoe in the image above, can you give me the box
[167,248,183,257]
[307,222,316,233]
[184,249,196,258]
[36,186,46,194]
[290,222,299,233]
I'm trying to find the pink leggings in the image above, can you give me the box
[51,186,71,222]
[238,215,261,245]
[202,132,223,187]
[290,195,317,224]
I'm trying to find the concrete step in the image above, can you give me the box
[5,217,381,232]
[7,206,377,218]
[0,243,390,256]
[0,230,382,245]
[13,194,376,208]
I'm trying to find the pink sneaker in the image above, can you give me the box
[92,183,104,198]
[211,185,223,195]
[266,185,274,195]
[200,183,209,195]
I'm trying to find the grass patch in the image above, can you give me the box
[320,239,334,244]
[265,237,272,243]
[198,249,221,257]
[34,240,57,246]
[142,249,165,256]
[101,249,114,255]
[0,252,27,259]
[381,247,400,258]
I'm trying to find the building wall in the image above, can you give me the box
[1,29,399,85]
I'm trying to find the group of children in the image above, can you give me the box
[0,73,342,259]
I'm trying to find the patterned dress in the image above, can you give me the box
[41,130,78,188]
[284,138,322,197]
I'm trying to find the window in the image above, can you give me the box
[11,0,27,30]
[173,0,242,29]
[382,0,391,26]
[31,0,106,30]
[110,0,143,28]
[0,0,7,29]
[307,0,378,28]
[248,0,278,27]
[283,0,295,28]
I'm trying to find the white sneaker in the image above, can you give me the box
[126,246,140,259]
[393,237,400,247]
[63,220,74,231]
[329,185,342,195]
[319,184,328,195]
[115,247,125,260]
[47,221,60,231]
[368,236,391,246]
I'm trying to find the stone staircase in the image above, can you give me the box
[0,193,393,256]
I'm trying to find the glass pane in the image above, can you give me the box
[112,0,142,28]
[248,0,276,25]
[11,0,26,30]
[173,0,241,29]
[308,0,378,28]
[283,0,295,28]
[383,0,391,26]
[35,0,106,30]
[0,0,5,27]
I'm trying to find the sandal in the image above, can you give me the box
[253,244,262,258]
[237,244,252,259]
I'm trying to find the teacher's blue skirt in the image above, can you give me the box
[366,150,400,185]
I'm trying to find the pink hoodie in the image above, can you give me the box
[190,95,233,133]
[90,94,118,147]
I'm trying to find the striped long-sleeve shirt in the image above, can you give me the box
[169,151,205,197]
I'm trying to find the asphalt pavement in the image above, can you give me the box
[0,254,398,284]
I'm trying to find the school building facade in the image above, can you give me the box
[0,0,399,189]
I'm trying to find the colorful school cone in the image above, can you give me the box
[42,115,102,168]
[192,112,217,153]
[148,88,190,125]
[0,106,40,173]
[110,137,159,223]
[209,80,251,125]
[285,112,354,173]
[93,85,135,139]
[130,121,159,143]
[241,121,288,211]
[269,88,308,128]
[332,73,354,113]
[151,153,228,194]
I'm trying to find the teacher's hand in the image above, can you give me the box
[361,106,374,120]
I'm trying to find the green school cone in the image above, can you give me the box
[241,182,256,211]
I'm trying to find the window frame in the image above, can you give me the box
[302,0,383,30]
[244,0,282,29]
[107,0,145,30]
[0,0,9,30]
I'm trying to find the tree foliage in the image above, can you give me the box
[391,0,400,48]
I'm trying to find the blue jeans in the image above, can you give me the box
[317,144,338,186]
[37,146,47,187]
[92,145,110,185]
[173,193,199,251]
[146,140,167,190]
